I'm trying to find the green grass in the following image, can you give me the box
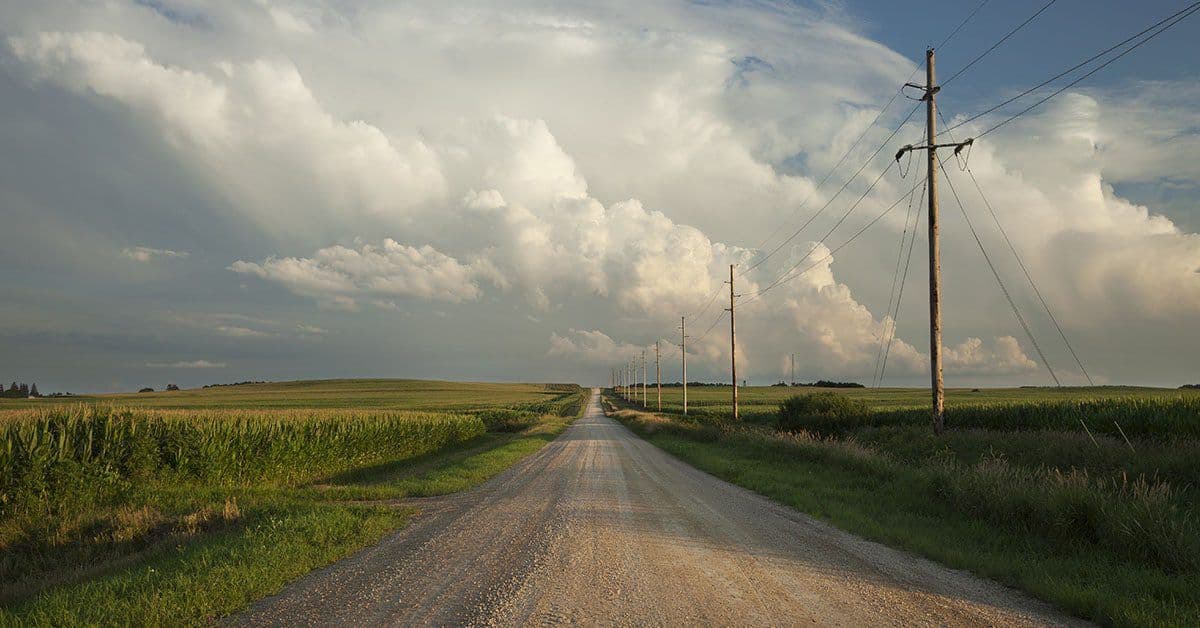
[4,500,408,626]
[607,390,1200,627]
[1,381,586,625]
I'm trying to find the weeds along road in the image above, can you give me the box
[238,390,1085,627]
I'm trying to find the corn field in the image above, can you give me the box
[0,406,486,515]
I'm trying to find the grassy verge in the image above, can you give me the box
[605,393,1199,627]
[1,388,586,625]
[4,500,408,625]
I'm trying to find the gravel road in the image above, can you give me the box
[237,389,1086,626]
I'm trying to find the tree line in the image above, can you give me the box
[2,382,40,398]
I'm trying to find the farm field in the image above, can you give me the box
[643,382,1198,413]
[608,385,1200,626]
[0,378,573,412]
[0,380,586,625]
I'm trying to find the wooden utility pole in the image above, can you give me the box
[628,361,634,401]
[655,340,662,411]
[897,48,971,435]
[641,349,647,408]
[925,48,944,435]
[679,316,688,416]
[790,352,795,387]
[727,264,739,421]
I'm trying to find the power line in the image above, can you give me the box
[936,154,1060,385]
[744,176,925,302]
[941,0,1060,87]
[686,282,725,322]
[874,160,926,387]
[746,164,893,298]
[934,0,992,50]
[878,181,927,386]
[743,99,904,266]
[965,168,1093,385]
[937,100,1094,387]
[975,2,1200,139]
[945,1,1200,136]
[692,309,727,345]
[740,0,991,277]
[742,103,921,276]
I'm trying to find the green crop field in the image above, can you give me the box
[0,378,574,412]
[0,379,586,625]
[608,385,1200,626]
[642,383,1197,413]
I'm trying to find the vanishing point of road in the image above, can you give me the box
[239,390,1085,626]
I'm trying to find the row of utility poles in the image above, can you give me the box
[610,341,662,411]
[613,49,958,434]
[613,264,740,419]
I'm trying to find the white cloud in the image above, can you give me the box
[943,336,1038,375]
[3,1,1199,386]
[10,30,446,242]
[230,238,501,306]
[548,329,646,364]
[296,323,326,334]
[121,246,189,262]
[146,359,226,368]
[214,325,271,338]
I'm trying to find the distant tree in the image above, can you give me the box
[29,383,39,397]
[19,384,29,397]
[138,387,155,393]
[6,382,17,397]
[166,383,180,391]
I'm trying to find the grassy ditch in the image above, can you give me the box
[605,391,1200,627]
[1,385,586,624]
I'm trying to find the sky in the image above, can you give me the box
[1,0,1198,393]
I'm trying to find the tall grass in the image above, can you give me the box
[1,406,485,525]
[766,395,1200,439]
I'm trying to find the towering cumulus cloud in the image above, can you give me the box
[3,0,1198,386]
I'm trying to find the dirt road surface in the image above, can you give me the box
[238,390,1085,626]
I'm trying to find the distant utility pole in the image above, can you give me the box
[641,349,647,408]
[679,316,688,416]
[790,352,795,387]
[628,361,634,401]
[655,340,662,411]
[896,48,972,435]
[726,264,739,421]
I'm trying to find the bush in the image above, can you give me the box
[775,393,870,434]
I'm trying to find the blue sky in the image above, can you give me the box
[1,0,1198,392]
